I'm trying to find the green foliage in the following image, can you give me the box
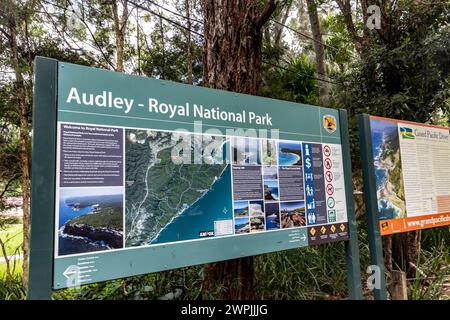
[409,227,450,300]
[68,209,123,230]
[0,274,26,300]
[0,224,23,256]
[260,55,319,104]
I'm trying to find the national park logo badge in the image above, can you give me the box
[323,115,337,134]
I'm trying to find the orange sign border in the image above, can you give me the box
[380,212,450,235]
[369,115,450,131]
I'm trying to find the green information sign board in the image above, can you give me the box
[28,57,362,299]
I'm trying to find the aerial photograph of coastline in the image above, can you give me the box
[125,130,231,247]
[265,202,280,230]
[280,201,306,228]
[234,217,250,234]
[370,119,407,219]
[58,187,124,256]
[264,180,279,201]
[278,141,302,166]
[234,201,249,217]
[262,139,278,166]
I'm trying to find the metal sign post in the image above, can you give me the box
[28,57,58,299]
[358,113,390,300]
[340,110,363,300]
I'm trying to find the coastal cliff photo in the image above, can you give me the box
[58,187,124,256]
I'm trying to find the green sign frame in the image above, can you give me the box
[28,57,362,299]
[358,114,388,300]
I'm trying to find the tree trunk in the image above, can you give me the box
[136,7,141,75]
[112,0,128,72]
[273,1,293,48]
[202,0,277,299]
[305,0,329,106]
[0,238,12,280]
[185,0,193,84]
[159,15,166,79]
[7,0,31,287]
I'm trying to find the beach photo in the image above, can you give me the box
[231,137,261,165]
[262,166,278,180]
[58,187,124,256]
[265,202,280,230]
[250,216,265,233]
[264,179,279,201]
[234,217,250,234]
[262,139,277,166]
[280,201,306,229]
[249,200,265,217]
[234,200,249,218]
[278,141,302,166]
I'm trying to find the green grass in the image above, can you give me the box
[0,224,23,257]
[0,259,22,276]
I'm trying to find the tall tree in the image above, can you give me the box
[1,0,32,287]
[112,0,129,72]
[334,0,450,288]
[202,0,277,299]
[305,0,329,105]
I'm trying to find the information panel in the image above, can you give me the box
[51,62,350,289]
[369,116,450,235]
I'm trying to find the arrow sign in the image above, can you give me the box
[63,265,80,279]
[63,265,81,288]
[301,234,307,241]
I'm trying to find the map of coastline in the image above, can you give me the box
[125,130,230,247]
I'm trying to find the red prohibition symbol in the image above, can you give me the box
[326,184,334,195]
[324,158,332,169]
[325,171,333,182]
[323,145,331,157]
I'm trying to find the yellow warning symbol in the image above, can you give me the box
[340,224,346,232]
[330,225,336,233]
[320,226,326,234]
[310,228,316,236]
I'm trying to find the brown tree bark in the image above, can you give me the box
[203,0,277,95]
[6,0,31,287]
[202,0,277,299]
[305,0,329,106]
[112,0,128,72]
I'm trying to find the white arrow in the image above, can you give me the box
[63,265,80,279]
[301,234,307,241]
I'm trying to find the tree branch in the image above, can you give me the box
[0,174,20,200]
[256,0,278,31]
[0,26,11,41]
